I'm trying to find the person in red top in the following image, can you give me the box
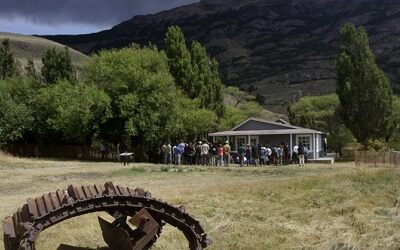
[217,144,224,166]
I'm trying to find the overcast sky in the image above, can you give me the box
[0,0,199,35]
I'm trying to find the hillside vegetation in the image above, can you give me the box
[0,32,88,67]
[44,0,400,112]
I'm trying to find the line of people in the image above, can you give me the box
[160,141,308,167]
[236,142,308,167]
[160,141,232,166]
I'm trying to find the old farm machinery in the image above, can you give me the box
[3,182,211,249]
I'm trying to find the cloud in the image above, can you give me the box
[0,0,199,26]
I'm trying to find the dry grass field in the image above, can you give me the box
[1,154,400,249]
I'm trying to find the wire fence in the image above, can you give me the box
[355,151,400,168]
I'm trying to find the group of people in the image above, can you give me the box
[160,141,309,167]
[160,141,232,166]
[237,142,309,167]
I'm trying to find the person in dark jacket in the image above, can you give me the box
[245,145,252,166]
[252,144,259,166]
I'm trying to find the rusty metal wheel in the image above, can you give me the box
[3,182,211,250]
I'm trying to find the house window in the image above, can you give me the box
[237,137,246,145]
[236,136,246,150]
[296,135,312,150]
[250,136,259,146]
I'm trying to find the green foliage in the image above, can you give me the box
[224,86,255,107]
[219,106,247,131]
[220,86,264,131]
[289,94,354,154]
[41,46,74,84]
[165,26,193,96]
[35,80,111,144]
[190,41,224,117]
[389,96,400,150]
[0,78,36,144]
[165,26,224,117]
[84,45,216,148]
[166,94,218,141]
[0,39,19,79]
[336,23,394,147]
[84,45,175,146]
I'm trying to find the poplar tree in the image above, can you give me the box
[165,26,224,117]
[336,23,394,147]
[165,26,194,97]
[0,39,18,80]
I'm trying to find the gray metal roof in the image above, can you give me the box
[231,117,297,130]
[209,117,324,137]
[209,128,323,137]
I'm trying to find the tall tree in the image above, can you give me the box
[165,26,194,96]
[41,46,73,84]
[84,45,216,151]
[165,26,224,117]
[336,23,394,148]
[190,41,224,117]
[0,39,18,80]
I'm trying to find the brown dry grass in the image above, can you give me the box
[1,155,400,249]
[0,32,88,67]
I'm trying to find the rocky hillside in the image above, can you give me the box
[43,0,400,112]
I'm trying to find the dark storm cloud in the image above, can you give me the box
[0,0,199,26]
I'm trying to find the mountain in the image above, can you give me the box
[43,0,400,112]
[0,32,88,68]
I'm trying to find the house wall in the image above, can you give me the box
[234,120,294,131]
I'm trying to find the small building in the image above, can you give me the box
[209,117,326,159]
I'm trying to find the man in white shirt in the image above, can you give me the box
[293,145,299,165]
[201,142,210,165]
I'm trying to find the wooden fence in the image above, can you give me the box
[355,151,400,167]
[6,144,119,161]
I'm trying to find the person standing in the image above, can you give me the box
[161,143,168,164]
[238,143,246,167]
[217,144,224,166]
[252,144,259,166]
[272,145,278,165]
[223,141,231,167]
[283,143,290,165]
[186,143,196,165]
[245,144,252,166]
[266,145,272,165]
[211,142,218,166]
[166,143,172,164]
[298,143,305,167]
[201,141,210,165]
[195,142,202,165]
[292,144,299,165]
[260,145,267,166]
[100,143,106,160]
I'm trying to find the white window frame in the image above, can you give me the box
[236,136,246,150]
[296,134,312,151]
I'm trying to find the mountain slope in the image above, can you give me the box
[0,32,88,67]
[43,0,400,112]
